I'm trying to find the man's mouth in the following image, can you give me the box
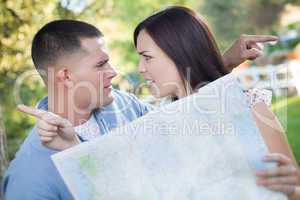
[104,84,112,89]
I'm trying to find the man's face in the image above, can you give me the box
[56,37,117,112]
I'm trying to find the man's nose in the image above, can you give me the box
[105,66,118,80]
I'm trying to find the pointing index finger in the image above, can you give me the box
[17,104,46,119]
[246,35,279,44]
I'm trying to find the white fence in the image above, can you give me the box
[233,60,300,96]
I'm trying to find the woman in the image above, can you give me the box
[31,6,300,199]
[133,6,300,199]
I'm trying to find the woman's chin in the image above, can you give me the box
[150,88,171,99]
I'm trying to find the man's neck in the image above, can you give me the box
[48,86,92,126]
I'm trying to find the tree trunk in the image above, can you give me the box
[0,106,8,181]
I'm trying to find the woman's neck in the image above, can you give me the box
[174,84,194,100]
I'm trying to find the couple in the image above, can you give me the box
[3,6,300,200]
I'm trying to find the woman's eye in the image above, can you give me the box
[144,56,152,61]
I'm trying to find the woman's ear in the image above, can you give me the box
[56,68,74,88]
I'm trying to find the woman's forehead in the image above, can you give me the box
[136,31,161,53]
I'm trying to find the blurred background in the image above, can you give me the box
[0,0,300,179]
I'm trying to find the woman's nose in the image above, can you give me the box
[138,61,146,73]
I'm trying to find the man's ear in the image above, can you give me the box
[56,68,74,88]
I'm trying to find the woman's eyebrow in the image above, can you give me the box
[138,50,149,55]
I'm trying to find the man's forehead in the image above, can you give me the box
[80,37,106,54]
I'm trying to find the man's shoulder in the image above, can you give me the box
[4,128,56,186]
[3,128,71,199]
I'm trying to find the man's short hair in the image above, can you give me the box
[31,20,103,72]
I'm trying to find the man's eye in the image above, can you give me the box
[96,63,104,68]
[96,60,108,68]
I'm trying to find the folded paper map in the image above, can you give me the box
[52,74,287,200]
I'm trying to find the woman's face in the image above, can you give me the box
[136,30,186,98]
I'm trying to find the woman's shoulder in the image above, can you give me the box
[244,88,272,107]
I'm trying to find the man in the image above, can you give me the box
[2,19,278,200]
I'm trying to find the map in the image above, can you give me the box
[52,74,287,200]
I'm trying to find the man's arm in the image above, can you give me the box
[222,34,278,70]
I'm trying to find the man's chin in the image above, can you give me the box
[102,96,114,106]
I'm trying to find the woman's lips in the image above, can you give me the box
[146,80,155,85]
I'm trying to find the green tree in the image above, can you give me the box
[0,106,8,180]
[0,0,72,160]
[200,0,300,51]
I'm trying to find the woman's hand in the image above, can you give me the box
[17,104,80,151]
[256,153,300,197]
[222,34,278,70]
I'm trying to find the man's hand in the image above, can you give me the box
[223,34,278,70]
[17,105,80,151]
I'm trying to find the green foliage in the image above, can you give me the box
[264,21,300,54]
[1,0,59,160]
[272,96,300,166]
[200,0,300,51]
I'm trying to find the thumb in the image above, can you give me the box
[244,48,263,60]
[48,115,73,129]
